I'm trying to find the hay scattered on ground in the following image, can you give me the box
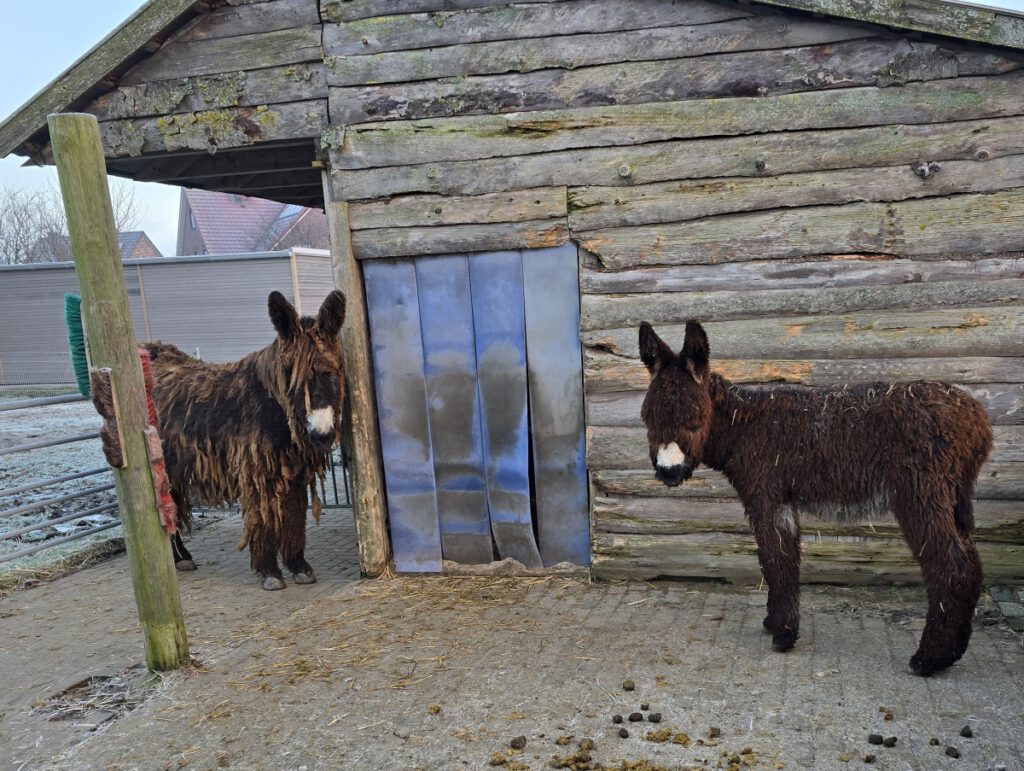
[31,664,157,723]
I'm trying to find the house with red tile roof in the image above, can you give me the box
[176,189,328,256]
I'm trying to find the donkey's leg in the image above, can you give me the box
[749,504,802,652]
[241,489,286,590]
[280,483,316,584]
[170,489,196,571]
[892,485,983,676]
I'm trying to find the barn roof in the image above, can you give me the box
[1,0,1023,204]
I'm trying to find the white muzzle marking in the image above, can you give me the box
[656,442,686,469]
[307,406,334,435]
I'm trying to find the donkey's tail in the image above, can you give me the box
[954,482,976,536]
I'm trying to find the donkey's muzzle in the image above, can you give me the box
[655,462,693,487]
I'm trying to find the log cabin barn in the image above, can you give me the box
[2,0,1023,582]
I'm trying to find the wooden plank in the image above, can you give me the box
[348,188,567,231]
[586,383,1024,427]
[583,351,1024,393]
[323,0,567,23]
[758,0,1024,51]
[363,259,442,573]
[322,188,390,577]
[587,425,1024,471]
[593,496,1024,543]
[523,245,590,567]
[0,0,199,158]
[581,279,1024,331]
[177,0,319,42]
[328,39,1020,124]
[579,256,1024,295]
[330,115,1024,199]
[569,154,1024,232]
[324,15,876,86]
[416,256,494,565]
[469,251,543,568]
[336,72,1024,169]
[323,0,749,56]
[98,99,328,158]
[591,465,1024,502]
[351,220,568,260]
[582,306,1024,360]
[121,26,323,84]
[88,64,327,122]
[579,188,1024,269]
[591,532,1024,584]
[120,141,318,183]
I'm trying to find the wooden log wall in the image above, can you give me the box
[321,0,1024,584]
[83,0,327,158]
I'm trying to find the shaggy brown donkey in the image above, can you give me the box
[639,321,992,676]
[143,290,346,590]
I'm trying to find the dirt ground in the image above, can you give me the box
[1,514,1022,771]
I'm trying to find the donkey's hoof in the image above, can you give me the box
[262,575,286,591]
[175,559,197,572]
[772,628,798,652]
[909,651,955,677]
[293,570,317,585]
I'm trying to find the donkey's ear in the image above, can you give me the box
[639,321,674,373]
[317,290,347,337]
[681,320,710,371]
[268,291,299,340]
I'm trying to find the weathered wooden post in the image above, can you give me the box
[48,113,189,671]
[321,171,391,576]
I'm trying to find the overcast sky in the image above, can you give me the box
[2,0,1024,257]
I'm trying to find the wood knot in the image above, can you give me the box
[974,148,991,161]
[755,159,767,172]
[911,161,940,178]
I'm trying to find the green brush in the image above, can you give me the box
[65,293,91,397]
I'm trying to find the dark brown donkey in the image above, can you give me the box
[639,320,992,676]
[143,290,346,590]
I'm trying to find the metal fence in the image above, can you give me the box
[1,393,351,567]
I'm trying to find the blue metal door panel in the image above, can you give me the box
[416,256,494,565]
[523,245,591,566]
[363,260,442,573]
[468,251,543,568]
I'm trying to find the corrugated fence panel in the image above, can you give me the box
[140,257,293,362]
[293,250,335,316]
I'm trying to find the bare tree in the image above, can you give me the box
[0,179,145,264]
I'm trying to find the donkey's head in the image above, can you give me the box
[267,290,347,451]
[639,320,713,487]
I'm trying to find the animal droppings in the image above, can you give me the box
[709,726,722,738]
[555,735,574,746]
[622,679,635,691]
[648,713,662,723]
[929,738,940,746]
[882,737,897,748]
[867,734,884,745]
[612,714,623,724]
[645,727,674,743]
[960,725,973,738]
[618,728,629,738]
[640,703,650,711]
[510,736,527,750]
[628,712,644,722]
[863,754,877,764]
[489,751,507,766]
[946,747,961,759]
[578,738,595,751]
[427,704,442,715]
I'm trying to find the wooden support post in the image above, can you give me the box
[49,113,189,671]
[322,170,391,576]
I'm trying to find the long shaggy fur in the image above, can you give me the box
[143,290,347,588]
[640,320,993,676]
